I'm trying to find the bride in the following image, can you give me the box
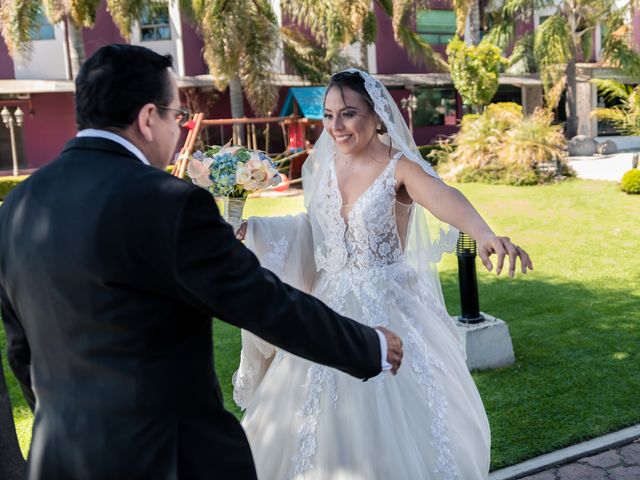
[233,69,532,480]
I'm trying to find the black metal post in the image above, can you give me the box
[456,232,484,324]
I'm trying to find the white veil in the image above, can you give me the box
[302,68,459,306]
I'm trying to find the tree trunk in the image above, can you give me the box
[229,74,246,144]
[565,57,578,138]
[360,40,369,72]
[565,3,578,139]
[66,18,86,79]
[0,355,25,480]
[467,0,482,46]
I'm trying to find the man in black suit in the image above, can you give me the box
[0,44,403,480]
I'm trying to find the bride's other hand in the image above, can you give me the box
[375,326,403,375]
[235,220,248,240]
[477,234,533,277]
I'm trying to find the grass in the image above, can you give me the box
[1,179,639,469]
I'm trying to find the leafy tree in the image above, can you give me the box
[282,0,448,73]
[180,0,280,136]
[0,0,100,78]
[480,0,640,138]
[447,36,507,111]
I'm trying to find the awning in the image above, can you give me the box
[279,86,326,120]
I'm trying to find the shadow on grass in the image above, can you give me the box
[2,271,639,470]
[439,271,640,469]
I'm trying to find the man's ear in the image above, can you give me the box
[137,103,156,142]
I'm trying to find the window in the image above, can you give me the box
[30,10,55,41]
[140,3,171,41]
[416,10,456,45]
[413,88,457,127]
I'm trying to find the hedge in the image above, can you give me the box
[0,176,28,201]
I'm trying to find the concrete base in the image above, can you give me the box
[455,313,515,371]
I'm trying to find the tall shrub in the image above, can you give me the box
[435,103,570,185]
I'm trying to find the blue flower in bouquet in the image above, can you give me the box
[188,145,281,197]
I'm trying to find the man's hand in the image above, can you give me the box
[235,220,248,240]
[376,326,403,375]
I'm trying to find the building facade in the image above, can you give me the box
[0,0,637,173]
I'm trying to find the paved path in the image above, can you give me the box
[568,151,637,182]
[520,440,640,480]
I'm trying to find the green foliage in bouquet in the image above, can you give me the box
[436,103,571,186]
[621,168,640,194]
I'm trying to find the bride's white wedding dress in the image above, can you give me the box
[234,150,491,479]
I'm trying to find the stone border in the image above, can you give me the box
[489,424,640,480]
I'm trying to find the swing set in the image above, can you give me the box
[171,113,315,186]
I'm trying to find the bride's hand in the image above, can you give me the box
[235,220,248,241]
[477,234,533,277]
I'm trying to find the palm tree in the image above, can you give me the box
[0,0,100,78]
[481,0,640,138]
[281,0,448,73]
[590,79,640,136]
[181,0,280,131]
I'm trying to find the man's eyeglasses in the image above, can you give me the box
[155,105,191,127]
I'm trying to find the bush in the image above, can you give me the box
[0,176,28,201]
[436,103,571,185]
[417,145,444,166]
[621,168,640,194]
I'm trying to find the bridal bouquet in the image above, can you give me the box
[187,144,281,197]
[187,144,281,230]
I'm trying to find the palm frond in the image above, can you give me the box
[601,28,640,79]
[590,85,640,136]
[483,13,515,51]
[280,26,332,84]
[0,0,41,57]
[534,14,572,68]
[195,0,280,116]
[592,79,632,102]
[452,0,471,36]
[361,9,377,44]
[42,0,66,24]
[542,67,566,110]
[69,0,100,27]
[505,31,536,74]
[394,24,448,71]
[106,0,146,39]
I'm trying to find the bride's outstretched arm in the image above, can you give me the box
[397,159,533,277]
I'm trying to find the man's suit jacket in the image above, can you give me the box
[0,137,382,480]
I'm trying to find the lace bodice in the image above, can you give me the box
[310,152,409,273]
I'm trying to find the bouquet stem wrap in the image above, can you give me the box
[223,196,246,233]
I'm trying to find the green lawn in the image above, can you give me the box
[2,179,639,469]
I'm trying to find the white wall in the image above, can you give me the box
[13,23,68,80]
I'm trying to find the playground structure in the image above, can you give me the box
[171,113,317,184]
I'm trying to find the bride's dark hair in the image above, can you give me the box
[324,71,388,135]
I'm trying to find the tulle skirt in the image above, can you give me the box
[241,262,490,480]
